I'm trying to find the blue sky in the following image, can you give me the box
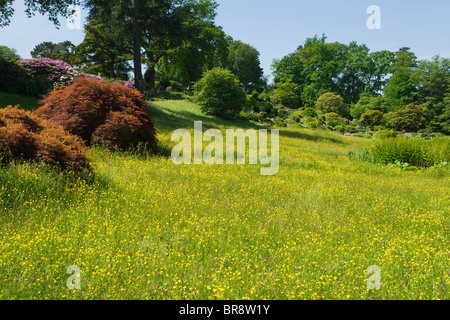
[1,0,450,80]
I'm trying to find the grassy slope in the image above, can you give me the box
[0,100,448,300]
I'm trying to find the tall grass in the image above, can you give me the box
[369,137,449,167]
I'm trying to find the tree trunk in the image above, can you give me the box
[147,63,156,92]
[109,62,116,79]
[132,0,144,93]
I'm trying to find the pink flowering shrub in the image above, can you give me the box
[17,58,75,88]
[112,79,135,89]
[16,58,135,92]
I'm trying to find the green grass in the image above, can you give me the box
[0,100,449,300]
[0,91,42,111]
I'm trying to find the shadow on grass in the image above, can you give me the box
[148,102,264,134]
[0,92,42,111]
[278,129,346,145]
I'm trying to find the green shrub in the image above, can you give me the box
[345,126,359,134]
[369,137,449,168]
[257,101,275,116]
[360,110,384,128]
[385,104,430,132]
[374,129,398,139]
[289,111,302,123]
[305,117,321,129]
[0,59,51,96]
[275,119,287,127]
[194,68,247,118]
[333,125,345,133]
[315,92,350,118]
[302,107,317,117]
[169,80,184,92]
[271,79,302,109]
[325,112,348,127]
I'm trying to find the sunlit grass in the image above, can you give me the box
[0,100,448,300]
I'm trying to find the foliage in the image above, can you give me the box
[271,36,394,107]
[315,92,350,117]
[76,17,133,79]
[35,77,157,151]
[324,112,348,127]
[0,0,80,27]
[0,58,51,96]
[0,105,89,171]
[271,79,302,109]
[369,137,449,168]
[440,94,450,134]
[30,41,78,66]
[16,57,77,89]
[193,68,247,118]
[302,107,317,117]
[374,129,398,139]
[411,56,450,117]
[289,111,303,123]
[360,110,384,128]
[383,48,418,110]
[385,103,430,132]
[227,40,264,92]
[0,45,21,62]
[158,21,231,87]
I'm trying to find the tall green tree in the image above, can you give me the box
[364,50,395,95]
[76,17,133,79]
[383,47,418,111]
[336,42,370,104]
[226,40,264,93]
[31,41,78,65]
[439,93,450,134]
[271,52,304,85]
[299,35,347,107]
[411,56,450,117]
[157,5,230,87]
[140,0,220,92]
[0,45,20,61]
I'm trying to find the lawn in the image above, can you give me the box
[0,91,41,111]
[0,100,448,300]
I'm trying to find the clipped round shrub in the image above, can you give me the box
[35,77,157,151]
[360,109,384,128]
[315,92,350,118]
[194,68,247,118]
[0,105,89,171]
[302,107,317,117]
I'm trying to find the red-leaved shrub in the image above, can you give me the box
[35,77,157,151]
[0,105,89,171]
